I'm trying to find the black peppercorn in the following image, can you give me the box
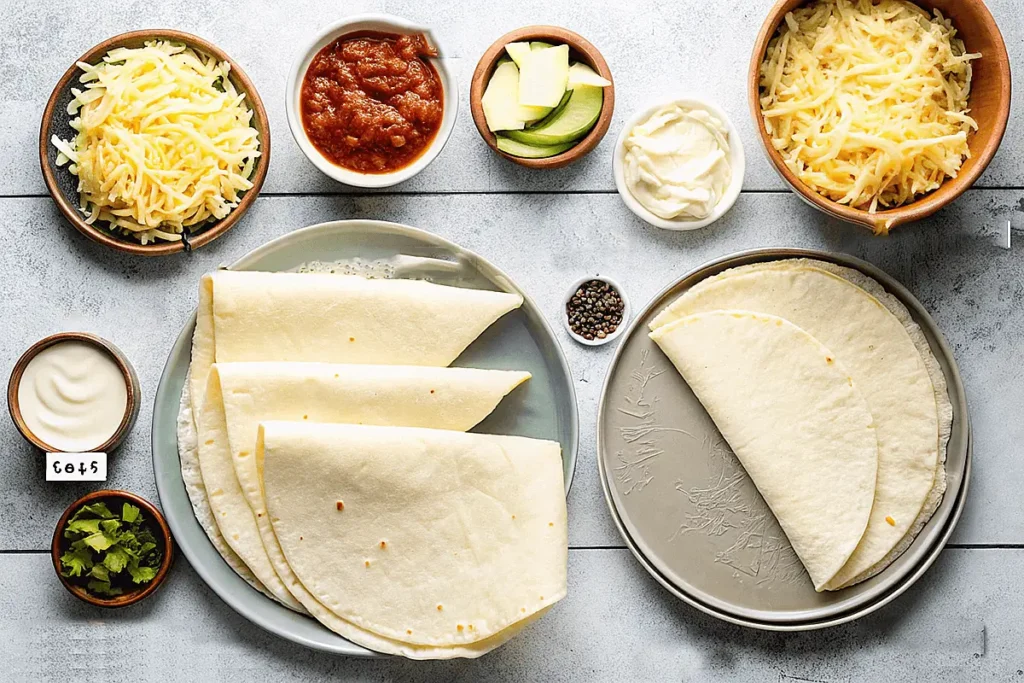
[566,279,625,342]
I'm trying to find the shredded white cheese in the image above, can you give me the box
[52,41,261,244]
[759,0,979,229]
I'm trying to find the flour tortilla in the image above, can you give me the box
[260,422,567,647]
[650,311,879,591]
[197,374,306,611]
[188,271,524,419]
[181,372,542,658]
[212,362,530,608]
[786,260,952,587]
[272,585,546,659]
[652,258,951,588]
[175,371,273,601]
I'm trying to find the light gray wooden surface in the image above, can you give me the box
[1,1,1022,680]
[3,550,1022,681]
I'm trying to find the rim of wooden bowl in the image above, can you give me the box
[7,332,140,453]
[470,25,615,170]
[748,0,1011,232]
[39,29,271,256]
[51,489,174,608]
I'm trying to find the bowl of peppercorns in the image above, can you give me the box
[563,276,630,346]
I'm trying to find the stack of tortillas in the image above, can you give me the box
[177,271,568,658]
[648,259,952,592]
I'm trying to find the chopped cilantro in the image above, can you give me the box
[102,546,130,573]
[121,503,140,524]
[88,564,110,582]
[65,518,101,535]
[87,579,123,596]
[127,564,158,584]
[78,502,117,519]
[60,498,163,599]
[59,546,93,577]
[82,531,116,552]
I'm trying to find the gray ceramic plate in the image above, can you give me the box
[152,220,578,656]
[598,248,971,630]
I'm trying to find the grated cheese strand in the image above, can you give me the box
[759,0,979,230]
[52,41,261,244]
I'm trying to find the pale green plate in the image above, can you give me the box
[152,220,578,656]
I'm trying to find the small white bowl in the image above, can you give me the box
[562,276,631,347]
[285,14,459,188]
[613,97,745,231]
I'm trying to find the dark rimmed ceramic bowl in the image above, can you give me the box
[40,29,270,256]
[8,332,141,453]
[52,490,174,608]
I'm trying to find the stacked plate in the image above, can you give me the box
[597,249,970,630]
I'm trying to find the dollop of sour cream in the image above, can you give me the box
[17,341,128,452]
[623,103,733,221]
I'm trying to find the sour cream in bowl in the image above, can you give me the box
[613,98,744,231]
[8,333,140,453]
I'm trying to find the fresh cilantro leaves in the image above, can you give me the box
[60,500,163,598]
[121,503,140,524]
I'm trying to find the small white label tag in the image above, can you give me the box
[46,452,107,481]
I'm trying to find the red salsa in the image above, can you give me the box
[300,32,444,174]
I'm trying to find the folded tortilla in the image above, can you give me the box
[175,373,273,601]
[189,271,524,419]
[259,422,567,649]
[197,375,306,611]
[650,311,878,591]
[651,261,948,589]
[196,363,531,617]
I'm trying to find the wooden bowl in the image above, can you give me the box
[8,332,141,453]
[52,490,174,608]
[749,0,1011,232]
[470,26,615,169]
[40,29,271,256]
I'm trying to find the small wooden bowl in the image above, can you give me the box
[52,490,174,608]
[470,26,615,169]
[749,0,1011,232]
[8,332,141,453]
[40,29,271,256]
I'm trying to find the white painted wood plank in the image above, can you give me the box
[1,0,1021,195]
[0,191,1021,550]
[1,548,1020,680]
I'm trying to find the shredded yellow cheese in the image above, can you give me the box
[759,0,979,230]
[52,41,261,244]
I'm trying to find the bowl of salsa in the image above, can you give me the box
[286,15,458,188]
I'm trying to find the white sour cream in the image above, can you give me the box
[623,103,733,220]
[17,341,128,452]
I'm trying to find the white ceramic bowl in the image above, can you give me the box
[562,276,631,347]
[613,97,745,231]
[285,14,459,188]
